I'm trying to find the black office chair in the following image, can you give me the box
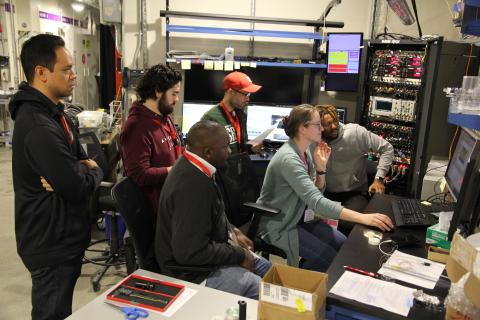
[110,176,159,272]
[112,176,214,281]
[217,153,287,260]
[78,131,134,291]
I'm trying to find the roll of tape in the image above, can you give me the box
[364,230,382,246]
[368,236,381,246]
[363,231,376,238]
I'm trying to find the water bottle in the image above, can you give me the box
[224,45,234,61]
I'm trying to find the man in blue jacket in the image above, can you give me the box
[9,34,103,320]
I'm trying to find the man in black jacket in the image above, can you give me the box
[9,34,103,320]
[155,121,271,299]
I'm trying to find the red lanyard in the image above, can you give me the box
[183,151,213,178]
[153,115,181,157]
[60,115,73,145]
[219,101,241,144]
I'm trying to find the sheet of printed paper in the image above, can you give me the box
[378,250,445,289]
[330,271,415,317]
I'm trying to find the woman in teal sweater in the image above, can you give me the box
[257,104,393,271]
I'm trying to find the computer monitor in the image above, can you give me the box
[444,128,480,201]
[184,64,305,105]
[246,105,292,141]
[447,156,480,240]
[181,102,214,135]
[247,105,347,143]
[325,32,363,92]
[336,107,347,123]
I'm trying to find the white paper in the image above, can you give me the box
[204,61,214,70]
[247,127,274,145]
[163,288,197,317]
[260,282,312,311]
[214,61,224,70]
[378,250,445,289]
[224,61,234,71]
[330,271,414,317]
[180,59,191,70]
[304,209,315,223]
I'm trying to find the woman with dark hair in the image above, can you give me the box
[256,104,393,271]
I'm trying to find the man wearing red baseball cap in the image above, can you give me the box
[201,71,262,154]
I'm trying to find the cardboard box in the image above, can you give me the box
[258,264,327,320]
[445,233,480,318]
[427,245,449,264]
[426,223,451,249]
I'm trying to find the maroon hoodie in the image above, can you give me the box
[120,101,181,215]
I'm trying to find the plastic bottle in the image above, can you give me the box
[225,45,234,61]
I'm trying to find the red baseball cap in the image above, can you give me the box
[223,72,262,93]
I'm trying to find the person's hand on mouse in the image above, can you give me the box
[360,213,394,231]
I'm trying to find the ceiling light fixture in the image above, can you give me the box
[71,2,85,12]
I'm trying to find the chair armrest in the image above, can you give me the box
[243,202,280,215]
[164,261,215,273]
[100,181,115,188]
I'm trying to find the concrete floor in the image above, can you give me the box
[0,146,125,319]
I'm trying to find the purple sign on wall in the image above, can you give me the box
[39,11,61,21]
[38,10,88,29]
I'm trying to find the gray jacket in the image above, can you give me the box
[326,123,394,193]
[257,140,343,266]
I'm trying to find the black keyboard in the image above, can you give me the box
[392,198,440,227]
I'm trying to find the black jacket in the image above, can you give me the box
[155,156,245,282]
[9,82,103,270]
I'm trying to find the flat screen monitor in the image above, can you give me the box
[184,64,305,105]
[336,107,347,123]
[184,66,225,103]
[247,105,347,143]
[248,68,304,106]
[181,102,214,135]
[447,157,480,240]
[325,32,363,92]
[247,105,292,142]
[445,128,480,201]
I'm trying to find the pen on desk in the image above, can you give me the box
[344,265,379,279]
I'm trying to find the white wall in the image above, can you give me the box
[3,0,100,108]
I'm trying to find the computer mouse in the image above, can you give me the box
[390,234,421,248]
[259,150,269,158]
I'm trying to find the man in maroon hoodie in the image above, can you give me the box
[120,64,182,216]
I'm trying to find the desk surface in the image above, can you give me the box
[101,126,120,145]
[327,194,450,319]
[68,269,258,320]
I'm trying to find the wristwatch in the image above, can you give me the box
[316,170,327,175]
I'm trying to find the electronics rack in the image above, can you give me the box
[357,38,444,197]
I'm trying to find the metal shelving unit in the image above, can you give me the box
[160,8,344,103]
[448,113,480,131]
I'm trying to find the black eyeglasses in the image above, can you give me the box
[232,89,251,97]
[305,121,322,128]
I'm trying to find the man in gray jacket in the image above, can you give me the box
[316,104,394,234]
